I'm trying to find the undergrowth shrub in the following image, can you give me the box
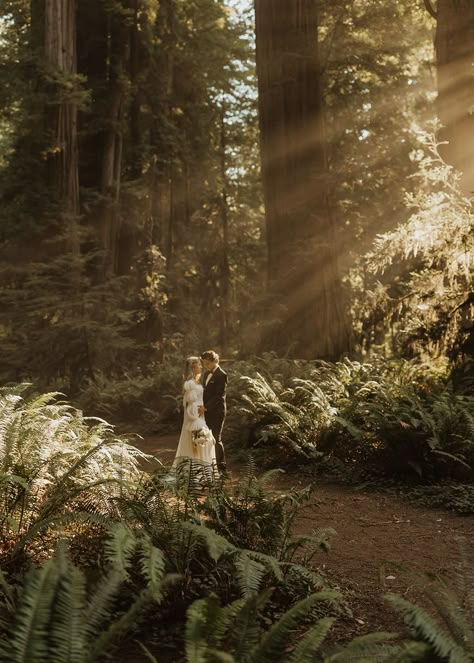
[78,358,183,431]
[234,355,474,483]
[386,538,474,662]
[0,525,177,663]
[0,384,147,566]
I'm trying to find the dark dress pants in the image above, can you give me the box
[206,414,226,470]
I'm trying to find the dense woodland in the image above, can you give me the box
[0,0,474,661]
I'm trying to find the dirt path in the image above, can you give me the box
[138,434,474,640]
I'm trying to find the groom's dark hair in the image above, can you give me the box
[201,350,219,362]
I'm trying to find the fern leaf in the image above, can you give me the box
[136,642,159,663]
[234,552,266,597]
[213,597,248,644]
[241,549,284,583]
[139,539,166,595]
[287,617,335,662]
[5,557,59,663]
[104,523,137,579]
[377,641,431,661]
[49,554,88,663]
[251,591,340,663]
[84,570,125,641]
[182,522,235,563]
[386,594,472,663]
[185,596,214,663]
[230,592,264,662]
[326,631,399,662]
[88,589,153,661]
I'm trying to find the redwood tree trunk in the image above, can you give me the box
[99,7,129,277]
[254,0,351,359]
[435,0,474,194]
[44,0,80,250]
[219,105,230,353]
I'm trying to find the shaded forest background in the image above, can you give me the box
[0,0,473,424]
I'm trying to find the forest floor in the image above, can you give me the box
[137,433,474,645]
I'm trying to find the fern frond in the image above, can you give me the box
[136,642,159,663]
[230,592,265,661]
[182,522,235,563]
[213,597,248,644]
[280,562,327,591]
[139,538,166,594]
[4,557,59,663]
[287,616,335,662]
[88,588,153,661]
[185,596,214,663]
[325,631,399,662]
[83,570,125,642]
[234,552,266,597]
[251,591,340,662]
[240,549,284,583]
[386,593,472,663]
[49,550,88,663]
[103,523,137,579]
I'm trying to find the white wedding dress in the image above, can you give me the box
[173,379,216,467]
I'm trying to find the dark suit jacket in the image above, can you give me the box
[203,365,227,423]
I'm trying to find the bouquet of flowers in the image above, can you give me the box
[192,427,212,450]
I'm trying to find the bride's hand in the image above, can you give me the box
[198,405,205,416]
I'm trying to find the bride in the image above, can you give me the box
[173,356,217,468]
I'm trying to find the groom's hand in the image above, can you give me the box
[198,405,205,415]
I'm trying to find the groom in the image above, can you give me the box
[199,350,227,476]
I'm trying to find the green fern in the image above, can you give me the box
[183,590,340,663]
[0,386,149,564]
[0,527,174,662]
[385,544,474,662]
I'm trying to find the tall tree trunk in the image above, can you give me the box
[219,106,230,353]
[435,0,474,194]
[100,7,129,278]
[44,0,80,251]
[166,167,174,270]
[254,0,351,359]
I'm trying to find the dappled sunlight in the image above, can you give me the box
[0,1,473,657]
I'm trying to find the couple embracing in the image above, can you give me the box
[173,350,228,477]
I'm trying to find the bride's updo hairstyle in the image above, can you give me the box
[183,356,201,382]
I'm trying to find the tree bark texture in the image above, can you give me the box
[254,0,351,359]
[435,0,474,194]
[99,6,129,278]
[44,0,80,249]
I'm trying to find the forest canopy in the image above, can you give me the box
[0,0,472,409]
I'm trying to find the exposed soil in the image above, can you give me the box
[137,433,474,643]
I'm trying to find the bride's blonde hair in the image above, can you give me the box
[183,356,201,382]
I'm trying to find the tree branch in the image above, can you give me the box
[423,0,438,19]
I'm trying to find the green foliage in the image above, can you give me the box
[354,131,474,360]
[0,385,147,564]
[2,383,468,662]
[77,356,184,428]
[182,591,431,663]
[0,526,174,662]
[202,457,334,564]
[183,590,340,663]
[234,355,474,482]
[0,0,263,394]
[386,540,474,662]
[320,0,434,261]
[399,483,474,516]
[238,372,337,463]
